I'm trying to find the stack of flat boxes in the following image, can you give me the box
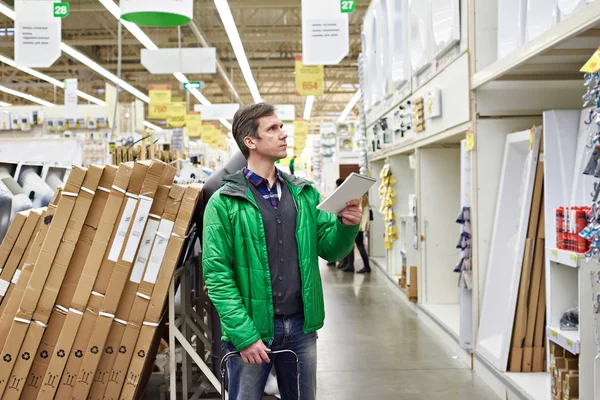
[0,160,202,400]
[550,342,579,400]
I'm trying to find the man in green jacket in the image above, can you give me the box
[203,103,361,400]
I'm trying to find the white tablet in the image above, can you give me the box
[317,173,377,214]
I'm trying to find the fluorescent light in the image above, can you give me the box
[0,53,106,106]
[144,121,163,132]
[220,119,232,131]
[303,96,314,120]
[173,72,188,83]
[0,3,14,19]
[0,101,11,107]
[214,0,261,103]
[338,89,362,122]
[60,43,150,103]
[0,84,54,107]
[340,83,358,89]
[188,88,211,107]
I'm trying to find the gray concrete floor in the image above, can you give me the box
[317,257,498,400]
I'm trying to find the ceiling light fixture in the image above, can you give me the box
[143,121,163,132]
[303,96,314,121]
[338,89,362,122]
[0,84,54,107]
[213,0,262,103]
[0,101,10,107]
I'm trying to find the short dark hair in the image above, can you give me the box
[232,103,276,158]
[336,178,345,187]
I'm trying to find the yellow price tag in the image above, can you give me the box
[295,55,324,96]
[581,46,600,73]
[551,249,558,257]
[570,254,578,262]
[566,339,573,346]
[551,330,558,338]
[529,127,535,151]
[465,130,474,151]
[148,84,172,120]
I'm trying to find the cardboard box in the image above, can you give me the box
[0,209,42,304]
[0,211,27,273]
[21,165,118,400]
[2,166,104,400]
[37,164,134,400]
[0,207,55,351]
[0,208,46,317]
[87,184,181,400]
[0,166,86,397]
[120,185,202,400]
[563,373,579,398]
[406,266,418,302]
[71,161,167,400]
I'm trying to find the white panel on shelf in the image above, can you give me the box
[476,127,541,372]
[431,0,460,59]
[365,6,380,108]
[376,0,391,100]
[526,0,559,42]
[387,0,410,87]
[409,0,432,75]
[497,0,527,60]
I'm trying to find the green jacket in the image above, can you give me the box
[202,170,359,350]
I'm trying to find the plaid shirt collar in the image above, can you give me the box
[243,167,284,209]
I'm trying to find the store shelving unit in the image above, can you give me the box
[546,248,582,269]
[546,327,580,355]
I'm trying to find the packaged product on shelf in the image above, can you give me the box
[557,206,591,252]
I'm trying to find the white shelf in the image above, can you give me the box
[420,304,460,338]
[546,248,582,268]
[472,0,600,89]
[547,326,580,355]
[504,372,551,400]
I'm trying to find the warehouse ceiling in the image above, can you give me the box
[0,0,368,132]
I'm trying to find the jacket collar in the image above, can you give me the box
[221,169,312,200]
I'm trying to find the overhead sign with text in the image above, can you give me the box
[142,48,216,74]
[194,103,239,121]
[301,0,349,65]
[15,1,61,68]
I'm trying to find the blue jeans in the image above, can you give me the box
[224,313,317,400]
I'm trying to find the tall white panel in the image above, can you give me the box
[387,0,410,86]
[526,0,559,41]
[431,0,461,58]
[409,0,432,74]
[497,0,527,60]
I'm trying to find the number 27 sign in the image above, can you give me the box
[341,0,356,13]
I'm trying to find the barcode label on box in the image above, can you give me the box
[143,219,175,284]
[0,279,9,296]
[122,197,153,263]
[11,269,21,284]
[129,219,160,284]
[108,198,138,262]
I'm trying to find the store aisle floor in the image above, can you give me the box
[316,258,498,400]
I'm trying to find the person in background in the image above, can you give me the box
[202,103,361,400]
[339,194,372,273]
[328,177,347,268]
[289,155,296,176]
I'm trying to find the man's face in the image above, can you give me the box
[245,114,289,161]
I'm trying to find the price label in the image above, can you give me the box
[465,130,474,151]
[295,55,324,96]
[340,0,356,13]
[54,2,69,18]
[551,249,558,257]
[551,330,558,338]
[566,339,573,346]
[581,46,600,73]
[148,85,172,120]
[570,253,578,262]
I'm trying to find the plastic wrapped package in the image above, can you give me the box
[45,169,65,191]
[16,167,53,208]
[0,168,33,223]
[560,307,579,331]
[0,180,12,242]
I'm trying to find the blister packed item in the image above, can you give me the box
[560,307,579,331]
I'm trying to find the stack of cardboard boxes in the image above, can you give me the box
[550,342,579,400]
[0,160,202,400]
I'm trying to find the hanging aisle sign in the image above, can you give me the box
[295,55,324,96]
[301,0,349,65]
[120,0,193,27]
[167,102,187,128]
[185,112,202,137]
[15,1,61,68]
[148,85,171,120]
[64,78,78,120]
